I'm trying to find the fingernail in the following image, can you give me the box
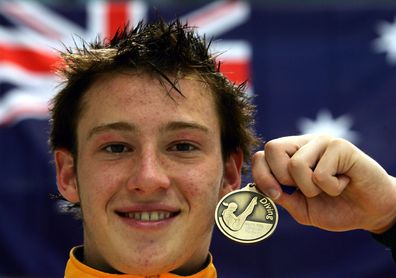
[267,189,281,200]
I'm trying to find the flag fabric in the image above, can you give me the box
[1,1,396,277]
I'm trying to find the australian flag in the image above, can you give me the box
[1,1,396,277]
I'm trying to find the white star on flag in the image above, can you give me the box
[297,109,359,143]
[373,16,396,64]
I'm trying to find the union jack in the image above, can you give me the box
[0,0,252,126]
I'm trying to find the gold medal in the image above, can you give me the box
[215,183,278,243]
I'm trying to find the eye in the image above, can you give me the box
[104,144,131,153]
[169,142,197,152]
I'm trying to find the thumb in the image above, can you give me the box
[275,191,311,226]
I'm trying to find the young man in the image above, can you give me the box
[50,19,396,277]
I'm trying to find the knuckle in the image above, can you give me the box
[288,157,303,171]
[264,140,280,154]
[316,134,332,142]
[328,137,350,149]
[251,151,264,164]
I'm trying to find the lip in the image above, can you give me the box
[115,204,181,230]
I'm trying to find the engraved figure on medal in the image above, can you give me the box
[215,183,278,243]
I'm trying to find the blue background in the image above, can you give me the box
[1,1,396,277]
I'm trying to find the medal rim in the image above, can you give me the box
[215,185,278,244]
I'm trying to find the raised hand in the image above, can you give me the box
[252,134,396,233]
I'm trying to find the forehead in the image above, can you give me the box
[83,71,213,105]
[78,71,220,133]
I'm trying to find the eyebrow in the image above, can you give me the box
[87,122,136,139]
[87,121,209,140]
[161,121,210,134]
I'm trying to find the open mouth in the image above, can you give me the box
[116,211,180,222]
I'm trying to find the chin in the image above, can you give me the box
[111,255,180,276]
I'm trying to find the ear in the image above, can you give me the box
[54,149,80,203]
[220,149,244,197]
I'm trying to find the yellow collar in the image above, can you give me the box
[65,247,217,278]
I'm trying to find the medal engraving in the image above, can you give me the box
[215,183,278,243]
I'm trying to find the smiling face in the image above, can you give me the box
[55,71,242,275]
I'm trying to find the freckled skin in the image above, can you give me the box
[59,72,241,276]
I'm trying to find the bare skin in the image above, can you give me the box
[252,134,396,234]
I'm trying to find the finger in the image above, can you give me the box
[264,135,313,186]
[312,139,352,196]
[287,137,331,197]
[275,190,311,226]
[251,151,282,200]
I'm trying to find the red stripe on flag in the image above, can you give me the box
[188,1,239,27]
[219,59,250,85]
[0,44,59,73]
[0,105,49,126]
[106,2,129,39]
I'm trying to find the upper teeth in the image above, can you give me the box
[125,211,172,221]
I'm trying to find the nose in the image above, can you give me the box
[127,148,171,194]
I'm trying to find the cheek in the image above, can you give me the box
[77,162,122,209]
[181,174,222,235]
[180,165,224,210]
